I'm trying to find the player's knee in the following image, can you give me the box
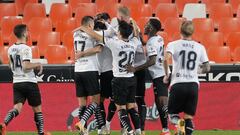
[13,103,23,113]
[109,100,117,111]
[32,105,42,113]
[116,104,126,110]
[126,103,136,109]
[184,114,193,120]
[92,94,101,104]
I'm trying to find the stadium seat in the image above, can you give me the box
[23,3,46,23]
[226,32,240,51]
[74,3,97,23]
[140,4,153,18]
[229,0,240,14]
[0,46,9,64]
[233,47,240,62]
[95,0,118,13]
[192,18,214,41]
[1,16,23,43]
[31,45,40,58]
[103,3,122,18]
[62,31,74,57]
[155,4,179,23]
[163,17,184,40]
[175,0,199,15]
[0,3,17,21]
[15,0,38,15]
[56,18,78,41]
[208,46,232,63]
[0,32,2,46]
[201,32,224,49]
[237,6,240,18]
[201,0,226,12]
[28,17,52,42]
[42,0,65,14]
[37,32,61,56]
[172,32,181,41]
[137,17,151,32]
[209,3,233,28]
[45,45,68,64]
[148,0,172,11]
[49,3,72,27]
[182,3,207,20]
[68,0,92,13]
[218,18,240,42]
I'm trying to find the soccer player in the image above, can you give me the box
[74,16,106,135]
[0,24,50,135]
[163,21,210,135]
[75,13,114,134]
[126,18,170,135]
[79,19,141,135]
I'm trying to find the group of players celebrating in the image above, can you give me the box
[0,5,210,135]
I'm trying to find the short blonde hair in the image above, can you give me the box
[180,21,194,37]
[118,6,130,17]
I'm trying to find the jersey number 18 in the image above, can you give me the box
[179,50,197,70]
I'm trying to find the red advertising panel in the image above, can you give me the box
[0,83,240,131]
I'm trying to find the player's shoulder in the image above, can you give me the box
[167,39,181,47]
[147,35,163,45]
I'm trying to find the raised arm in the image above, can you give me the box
[73,26,104,42]
[130,19,140,38]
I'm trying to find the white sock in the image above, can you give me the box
[162,128,169,132]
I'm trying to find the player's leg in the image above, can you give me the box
[153,77,170,135]
[74,72,88,133]
[126,77,141,135]
[112,77,134,135]
[168,83,186,135]
[28,83,50,135]
[183,82,199,135]
[106,98,116,130]
[135,69,146,134]
[0,83,26,135]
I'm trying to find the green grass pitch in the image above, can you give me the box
[5,131,240,135]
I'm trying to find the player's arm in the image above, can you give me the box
[126,55,156,73]
[198,46,211,74]
[22,61,43,75]
[75,45,103,59]
[199,62,210,73]
[130,19,140,37]
[75,26,104,42]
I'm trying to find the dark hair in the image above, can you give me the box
[81,16,94,25]
[118,20,133,39]
[149,18,161,31]
[94,13,111,30]
[14,24,27,39]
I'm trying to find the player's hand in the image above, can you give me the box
[75,51,84,60]
[125,64,136,73]
[37,64,43,75]
[163,75,169,84]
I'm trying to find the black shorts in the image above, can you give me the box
[168,82,199,116]
[112,77,136,105]
[100,70,113,98]
[134,69,146,97]
[153,76,168,97]
[13,82,42,107]
[75,71,100,97]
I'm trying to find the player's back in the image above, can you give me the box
[105,37,138,78]
[167,39,208,86]
[74,30,100,72]
[8,43,37,83]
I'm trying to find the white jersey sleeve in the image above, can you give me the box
[22,47,32,61]
[199,46,209,63]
